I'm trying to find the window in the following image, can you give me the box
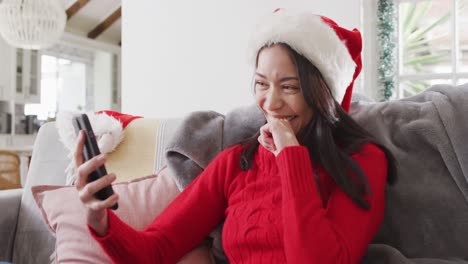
[24,42,122,122]
[24,55,88,121]
[397,0,468,98]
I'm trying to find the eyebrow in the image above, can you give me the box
[255,72,299,82]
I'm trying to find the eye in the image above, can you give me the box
[254,80,269,91]
[282,85,300,94]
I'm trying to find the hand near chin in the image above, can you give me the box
[258,118,300,156]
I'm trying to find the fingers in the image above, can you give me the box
[78,173,116,204]
[268,118,293,132]
[275,118,293,130]
[75,154,107,190]
[259,123,272,141]
[85,191,118,235]
[260,118,299,155]
[87,193,119,211]
[258,124,276,152]
[72,133,117,230]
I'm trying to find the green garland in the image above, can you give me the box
[377,0,396,101]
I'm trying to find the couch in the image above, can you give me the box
[0,117,193,264]
[0,84,467,264]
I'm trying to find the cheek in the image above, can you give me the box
[295,102,313,123]
[255,93,265,107]
[303,111,313,125]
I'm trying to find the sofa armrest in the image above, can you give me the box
[0,188,23,262]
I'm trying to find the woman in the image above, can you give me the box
[74,8,396,264]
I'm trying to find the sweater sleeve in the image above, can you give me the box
[88,146,241,264]
[276,144,388,264]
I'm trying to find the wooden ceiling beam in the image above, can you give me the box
[88,6,121,39]
[66,0,90,20]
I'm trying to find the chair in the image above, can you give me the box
[0,150,21,190]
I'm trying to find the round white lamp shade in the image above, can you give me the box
[0,0,66,49]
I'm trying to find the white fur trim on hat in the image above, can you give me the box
[56,111,124,184]
[247,9,356,103]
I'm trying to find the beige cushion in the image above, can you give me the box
[106,118,160,183]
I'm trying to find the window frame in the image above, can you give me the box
[396,0,468,98]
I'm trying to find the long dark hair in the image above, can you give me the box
[238,43,396,210]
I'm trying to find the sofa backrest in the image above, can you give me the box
[12,118,182,264]
[351,85,468,260]
[13,122,68,264]
[163,85,468,262]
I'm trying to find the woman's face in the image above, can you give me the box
[255,45,313,135]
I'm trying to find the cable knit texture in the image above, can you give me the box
[89,143,388,264]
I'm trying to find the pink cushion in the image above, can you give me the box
[32,168,214,264]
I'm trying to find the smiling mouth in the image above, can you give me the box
[268,115,297,122]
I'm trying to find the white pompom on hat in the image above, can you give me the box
[247,8,363,112]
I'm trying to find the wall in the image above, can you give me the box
[93,51,112,111]
[0,35,13,101]
[361,0,380,101]
[122,0,362,118]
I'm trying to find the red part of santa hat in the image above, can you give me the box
[96,110,143,128]
[248,8,362,112]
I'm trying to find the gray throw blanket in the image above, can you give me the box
[165,84,468,263]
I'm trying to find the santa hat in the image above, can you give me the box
[96,110,142,128]
[56,111,142,184]
[247,8,362,112]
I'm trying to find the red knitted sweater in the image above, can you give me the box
[90,144,388,264]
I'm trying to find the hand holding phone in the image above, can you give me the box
[73,114,118,210]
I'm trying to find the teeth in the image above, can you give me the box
[272,116,294,121]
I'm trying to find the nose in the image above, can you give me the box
[263,86,283,111]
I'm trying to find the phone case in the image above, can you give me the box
[73,114,118,210]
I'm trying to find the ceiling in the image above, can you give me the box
[63,0,121,46]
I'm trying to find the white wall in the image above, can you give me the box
[93,51,112,111]
[0,35,13,100]
[122,0,362,118]
[361,0,380,101]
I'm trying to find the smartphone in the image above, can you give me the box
[73,114,118,210]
